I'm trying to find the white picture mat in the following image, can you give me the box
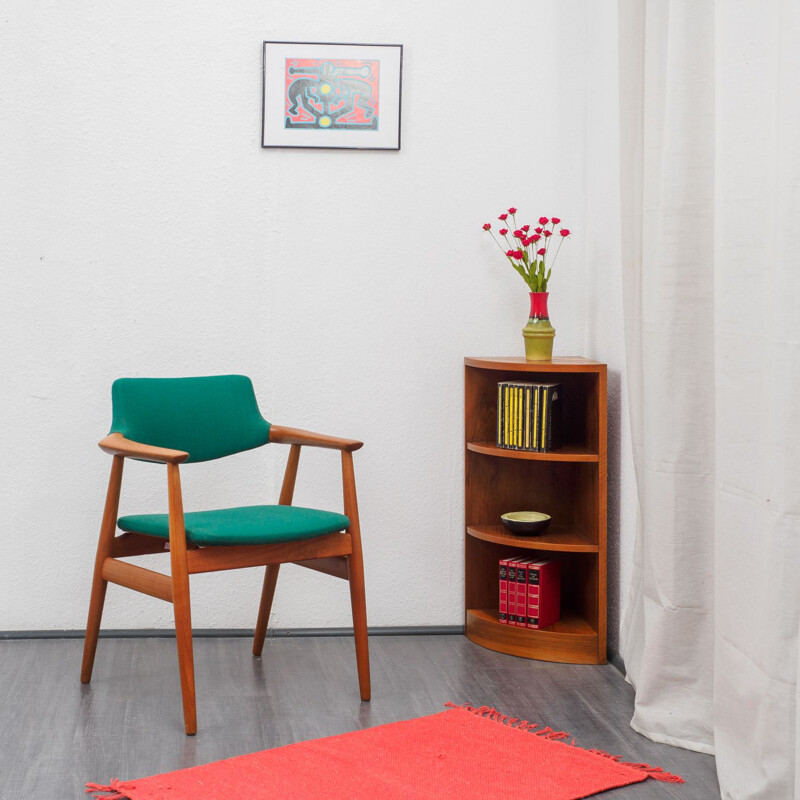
[263,42,402,149]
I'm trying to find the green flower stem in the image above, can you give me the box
[550,235,566,268]
[486,230,510,257]
[485,215,570,295]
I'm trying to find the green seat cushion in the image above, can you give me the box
[118,505,350,546]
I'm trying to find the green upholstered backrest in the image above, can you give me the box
[110,375,271,463]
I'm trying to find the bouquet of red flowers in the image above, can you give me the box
[482,208,571,292]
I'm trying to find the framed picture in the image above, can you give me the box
[262,41,403,151]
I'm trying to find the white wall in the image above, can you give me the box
[0,1,634,650]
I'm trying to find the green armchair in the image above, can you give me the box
[80,375,369,734]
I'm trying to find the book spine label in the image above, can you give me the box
[533,384,541,451]
[515,560,528,626]
[527,565,540,628]
[498,558,509,624]
[524,385,531,450]
[504,383,511,448]
[496,383,503,447]
[513,386,520,449]
[527,559,562,629]
[539,384,563,452]
[509,385,515,449]
[540,559,561,628]
[507,561,517,625]
[541,385,548,452]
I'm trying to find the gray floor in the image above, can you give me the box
[0,635,718,798]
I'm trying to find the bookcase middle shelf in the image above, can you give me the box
[466,442,599,462]
[466,525,599,553]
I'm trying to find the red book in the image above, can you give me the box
[505,557,525,627]
[526,558,561,629]
[514,560,532,626]
[498,557,511,624]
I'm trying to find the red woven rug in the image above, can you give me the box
[87,704,682,800]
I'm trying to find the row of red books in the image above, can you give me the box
[499,556,561,629]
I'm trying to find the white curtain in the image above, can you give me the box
[618,1,800,797]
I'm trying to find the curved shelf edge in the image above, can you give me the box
[466,442,599,463]
[466,525,599,553]
[464,356,604,372]
[466,609,603,665]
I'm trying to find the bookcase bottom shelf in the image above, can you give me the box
[465,609,604,665]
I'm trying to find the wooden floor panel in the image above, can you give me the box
[0,636,719,798]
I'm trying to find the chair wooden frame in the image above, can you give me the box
[80,425,370,735]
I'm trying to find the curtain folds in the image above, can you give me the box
[618,1,800,797]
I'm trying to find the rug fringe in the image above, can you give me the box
[584,749,685,783]
[85,778,134,799]
[447,703,684,784]
[445,703,570,739]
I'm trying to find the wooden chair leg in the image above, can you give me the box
[168,463,197,735]
[81,580,108,684]
[348,551,371,701]
[81,456,124,684]
[253,564,280,656]
[252,444,296,656]
[172,573,196,735]
[342,451,370,701]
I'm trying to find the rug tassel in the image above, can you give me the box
[585,749,684,783]
[85,778,134,799]
[449,703,684,784]
[449,704,570,739]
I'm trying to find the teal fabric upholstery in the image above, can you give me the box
[118,505,351,546]
[110,375,271,463]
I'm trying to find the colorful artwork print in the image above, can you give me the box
[284,58,380,131]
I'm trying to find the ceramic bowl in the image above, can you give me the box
[500,511,552,536]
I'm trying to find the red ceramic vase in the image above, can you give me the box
[529,291,550,321]
[522,292,556,360]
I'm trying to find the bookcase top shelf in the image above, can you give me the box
[465,356,606,372]
[467,442,599,462]
[467,525,599,553]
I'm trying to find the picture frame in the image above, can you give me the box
[262,41,403,151]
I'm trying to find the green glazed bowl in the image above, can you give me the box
[500,511,552,536]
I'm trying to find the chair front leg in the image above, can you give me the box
[81,456,124,683]
[168,463,197,735]
[342,451,370,701]
[253,444,300,656]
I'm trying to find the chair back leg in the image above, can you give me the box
[342,451,371,701]
[168,463,197,735]
[253,564,281,656]
[81,456,124,683]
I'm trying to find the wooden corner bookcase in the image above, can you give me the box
[464,356,607,664]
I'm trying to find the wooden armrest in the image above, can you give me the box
[99,432,190,464]
[269,425,363,452]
